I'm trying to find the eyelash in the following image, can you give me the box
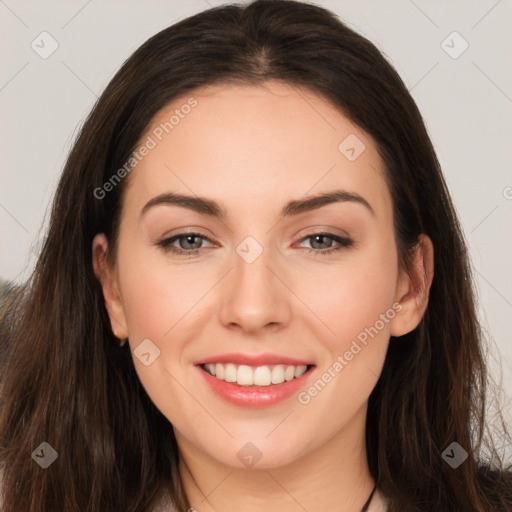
[156,231,354,257]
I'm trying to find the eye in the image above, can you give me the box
[157,232,213,256]
[296,232,354,255]
[156,231,354,257]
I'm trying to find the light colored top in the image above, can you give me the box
[152,487,389,511]
[0,465,389,511]
[370,488,389,511]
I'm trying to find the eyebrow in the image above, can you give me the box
[140,189,375,220]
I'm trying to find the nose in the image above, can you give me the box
[219,241,291,334]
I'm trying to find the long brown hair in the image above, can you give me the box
[1,1,511,510]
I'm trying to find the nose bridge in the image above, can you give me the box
[219,233,289,331]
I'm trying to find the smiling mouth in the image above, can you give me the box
[200,363,315,387]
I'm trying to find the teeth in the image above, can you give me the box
[224,363,237,382]
[237,365,253,385]
[296,365,307,377]
[203,363,309,386]
[254,366,272,386]
[271,365,285,384]
[215,363,224,380]
[284,365,295,381]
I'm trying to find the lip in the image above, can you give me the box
[196,359,316,409]
[196,352,314,367]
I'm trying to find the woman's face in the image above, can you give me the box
[95,81,418,469]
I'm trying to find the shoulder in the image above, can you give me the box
[371,488,389,512]
[151,492,180,512]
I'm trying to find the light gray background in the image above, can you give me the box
[1,1,511,439]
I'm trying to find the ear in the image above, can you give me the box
[389,234,434,337]
[92,233,129,340]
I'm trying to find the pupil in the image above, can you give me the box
[313,235,331,249]
[179,235,197,250]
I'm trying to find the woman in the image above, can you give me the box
[0,1,510,510]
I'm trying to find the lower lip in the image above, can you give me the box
[197,365,315,409]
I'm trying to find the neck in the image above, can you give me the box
[177,403,376,512]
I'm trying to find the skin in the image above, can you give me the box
[93,81,434,512]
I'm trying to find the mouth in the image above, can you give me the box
[195,355,316,408]
[200,362,314,386]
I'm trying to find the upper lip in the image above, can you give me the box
[196,352,315,367]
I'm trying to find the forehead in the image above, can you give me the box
[146,80,365,155]
[121,80,391,222]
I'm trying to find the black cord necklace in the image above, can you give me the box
[360,482,378,512]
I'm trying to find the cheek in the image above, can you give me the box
[293,243,398,427]
[297,238,399,351]
[119,259,207,345]
[116,252,210,418]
